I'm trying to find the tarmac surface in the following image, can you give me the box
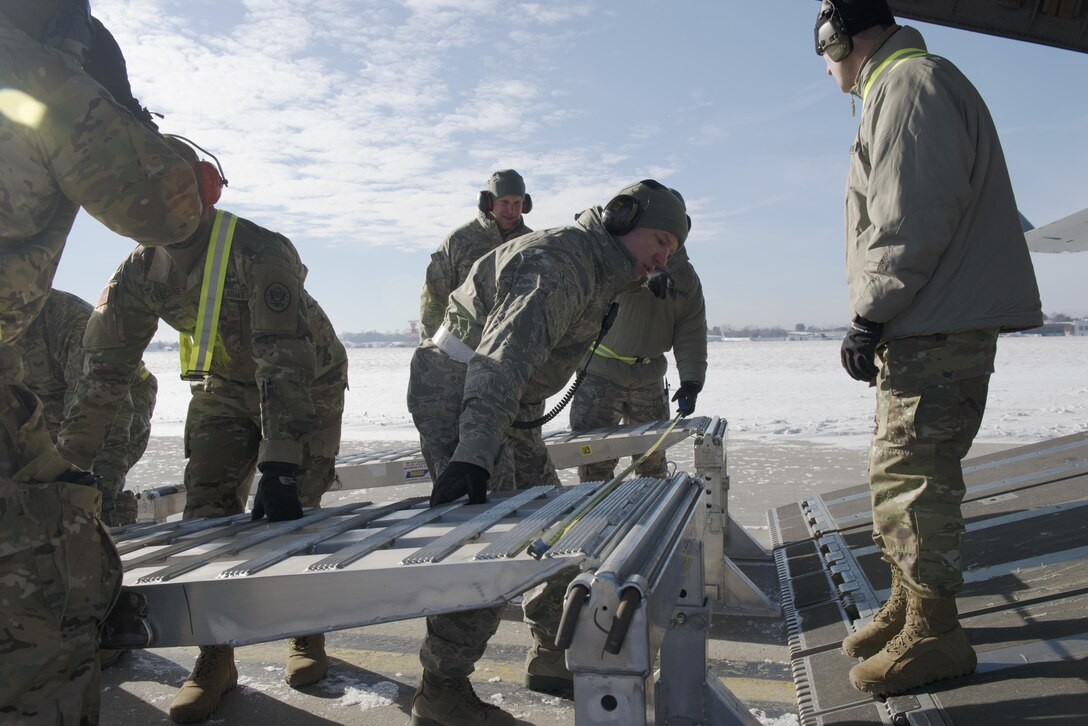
[102,435,1011,725]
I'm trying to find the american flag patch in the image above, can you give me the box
[95,284,111,309]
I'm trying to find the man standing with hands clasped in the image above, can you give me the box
[814,0,1042,697]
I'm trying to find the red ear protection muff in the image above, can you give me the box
[477,190,494,213]
[197,161,224,206]
[478,191,532,214]
[165,134,229,208]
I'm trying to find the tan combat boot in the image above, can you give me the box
[410,669,516,726]
[849,595,976,696]
[524,641,573,698]
[842,562,908,658]
[285,633,328,687]
[169,645,238,723]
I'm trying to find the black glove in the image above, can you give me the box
[840,315,884,382]
[672,380,702,416]
[430,461,490,507]
[84,17,158,128]
[647,268,673,299]
[251,462,304,521]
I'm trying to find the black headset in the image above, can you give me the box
[602,179,691,237]
[814,1,852,62]
[477,190,532,215]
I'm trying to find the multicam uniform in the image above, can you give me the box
[570,247,707,481]
[58,213,348,519]
[846,26,1043,599]
[12,290,157,526]
[0,10,201,725]
[407,207,639,676]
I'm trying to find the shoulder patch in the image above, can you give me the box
[95,283,112,309]
[264,282,291,312]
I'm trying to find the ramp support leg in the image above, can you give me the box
[694,421,779,617]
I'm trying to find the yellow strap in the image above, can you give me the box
[532,413,684,555]
[589,341,650,366]
[861,47,928,108]
[179,210,237,380]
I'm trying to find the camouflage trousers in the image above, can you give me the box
[570,372,669,481]
[0,478,122,725]
[868,330,998,599]
[183,368,346,519]
[408,345,573,677]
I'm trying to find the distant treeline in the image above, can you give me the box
[340,330,417,345]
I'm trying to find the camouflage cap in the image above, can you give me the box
[487,169,526,199]
[615,179,690,247]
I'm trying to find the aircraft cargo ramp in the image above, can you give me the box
[770,431,1088,724]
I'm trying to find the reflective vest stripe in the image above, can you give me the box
[588,341,651,366]
[862,47,928,107]
[179,210,238,380]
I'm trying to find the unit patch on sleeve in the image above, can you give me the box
[264,282,291,313]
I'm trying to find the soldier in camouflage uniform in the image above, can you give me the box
[815,0,1043,696]
[58,138,348,724]
[407,180,689,725]
[417,169,559,490]
[13,289,157,526]
[570,246,707,481]
[1,2,203,723]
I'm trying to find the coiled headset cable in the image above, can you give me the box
[511,301,619,430]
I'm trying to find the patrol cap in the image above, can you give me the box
[608,179,690,247]
[487,169,526,199]
[823,0,894,36]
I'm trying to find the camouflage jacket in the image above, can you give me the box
[58,212,347,469]
[418,211,531,340]
[12,290,156,467]
[584,247,707,388]
[437,207,639,470]
[0,17,200,345]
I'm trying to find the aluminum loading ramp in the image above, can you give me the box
[770,431,1088,725]
[109,418,769,725]
[135,416,713,523]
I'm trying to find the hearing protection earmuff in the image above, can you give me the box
[602,179,691,237]
[477,190,532,215]
[814,1,852,62]
[165,134,228,207]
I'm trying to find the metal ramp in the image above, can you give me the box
[770,431,1088,725]
[134,416,712,523]
[108,421,766,725]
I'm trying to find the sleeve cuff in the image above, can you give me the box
[258,439,303,469]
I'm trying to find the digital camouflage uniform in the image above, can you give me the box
[845,26,1043,599]
[0,7,200,724]
[12,290,157,526]
[416,210,553,489]
[58,213,348,520]
[570,247,707,481]
[407,207,640,677]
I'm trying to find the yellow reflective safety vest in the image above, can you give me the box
[179,210,238,380]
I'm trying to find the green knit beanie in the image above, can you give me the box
[487,169,526,199]
[612,179,690,246]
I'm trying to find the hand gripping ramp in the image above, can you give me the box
[770,431,1088,725]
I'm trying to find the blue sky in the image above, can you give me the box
[56,0,1088,336]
